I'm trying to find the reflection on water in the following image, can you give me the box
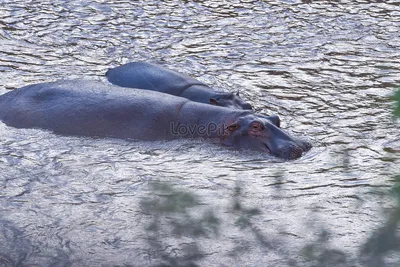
[0,0,400,266]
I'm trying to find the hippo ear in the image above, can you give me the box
[209,98,219,106]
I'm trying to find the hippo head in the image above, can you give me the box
[222,114,311,160]
[209,92,252,110]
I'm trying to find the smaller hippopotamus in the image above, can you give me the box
[106,62,252,110]
[0,80,311,159]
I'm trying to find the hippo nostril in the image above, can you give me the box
[301,140,312,152]
[290,146,304,160]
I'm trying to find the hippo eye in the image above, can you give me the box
[250,122,264,131]
[209,98,219,105]
[227,123,240,132]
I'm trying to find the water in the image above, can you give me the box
[0,1,399,266]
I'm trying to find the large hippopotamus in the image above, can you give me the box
[106,62,253,110]
[0,80,310,160]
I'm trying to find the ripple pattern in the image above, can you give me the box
[0,1,400,266]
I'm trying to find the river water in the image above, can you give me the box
[0,1,399,266]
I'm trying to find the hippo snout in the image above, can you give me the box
[276,140,311,160]
[277,145,303,160]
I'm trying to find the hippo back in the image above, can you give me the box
[106,62,253,110]
[0,80,189,140]
[106,62,205,96]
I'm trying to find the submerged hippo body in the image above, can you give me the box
[0,80,310,159]
[106,62,253,110]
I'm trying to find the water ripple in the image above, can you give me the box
[1,0,400,266]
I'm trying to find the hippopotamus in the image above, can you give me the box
[0,80,310,159]
[106,62,253,110]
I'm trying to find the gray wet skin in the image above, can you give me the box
[106,62,253,110]
[0,80,310,160]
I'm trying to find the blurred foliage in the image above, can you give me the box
[140,182,219,267]
[303,89,400,267]
[301,229,349,267]
[359,174,400,267]
[393,88,400,117]
[142,177,400,267]
[140,89,400,266]
[141,182,220,237]
[230,185,272,249]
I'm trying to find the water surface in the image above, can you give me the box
[0,1,399,266]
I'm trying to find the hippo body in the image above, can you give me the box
[106,62,252,110]
[0,80,310,159]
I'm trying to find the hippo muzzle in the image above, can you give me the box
[267,138,311,160]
